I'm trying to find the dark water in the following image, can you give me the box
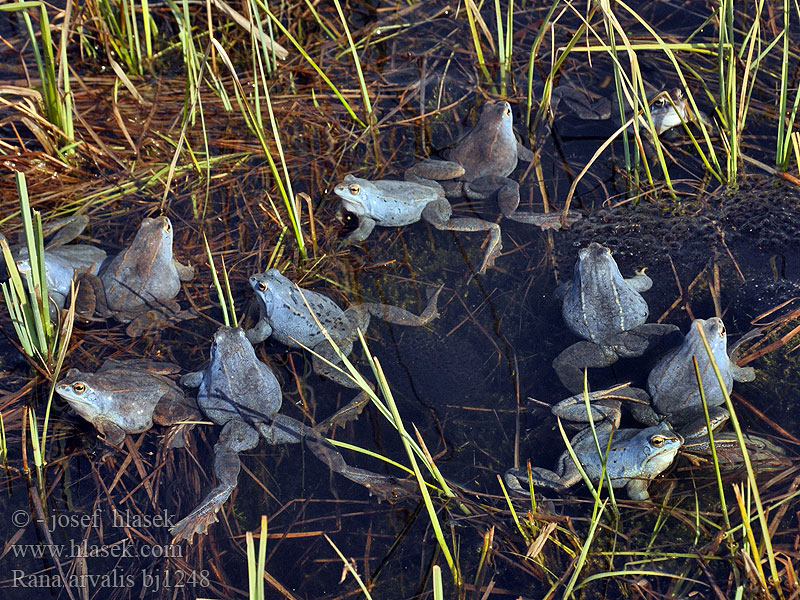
[1,0,799,599]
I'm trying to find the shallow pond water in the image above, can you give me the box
[1,0,799,599]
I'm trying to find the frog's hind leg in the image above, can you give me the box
[170,420,259,542]
[260,415,414,501]
[355,285,442,328]
[423,199,503,274]
[552,341,621,394]
[311,336,374,417]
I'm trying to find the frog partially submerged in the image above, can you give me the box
[79,216,195,336]
[56,360,200,448]
[505,419,682,500]
[628,317,756,446]
[553,243,680,393]
[405,101,580,229]
[171,326,411,542]
[6,215,106,316]
[246,269,440,396]
[334,175,502,274]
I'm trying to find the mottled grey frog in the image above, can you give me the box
[405,100,579,229]
[334,175,502,274]
[629,317,756,445]
[170,326,412,542]
[246,269,440,395]
[553,243,679,393]
[506,420,682,500]
[56,360,200,448]
[80,216,195,336]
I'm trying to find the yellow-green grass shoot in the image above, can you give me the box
[246,515,268,600]
[694,321,780,595]
[0,2,73,152]
[332,0,375,137]
[202,234,237,328]
[0,412,6,465]
[210,38,306,259]
[463,0,492,82]
[325,534,375,600]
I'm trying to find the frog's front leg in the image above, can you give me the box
[624,268,653,293]
[613,323,682,359]
[423,198,503,274]
[171,420,259,542]
[346,215,377,243]
[96,419,127,447]
[552,341,621,394]
[173,259,195,282]
[625,479,651,501]
[153,389,202,449]
[245,319,274,344]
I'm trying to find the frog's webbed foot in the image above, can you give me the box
[552,385,648,428]
[125,304,193,337]
[153,392,202,449]
[74,272,106,319]
[360,284,442,327]
[731,363,756,383]
[43,214,89,248]
[504,466,572,496]
[552,341,621,394]
[434,218,502,274]
[507,210,583,230]
[464,175,516,205]
[171,420,259,542]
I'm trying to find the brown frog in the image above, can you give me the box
[405,101,580,229]
[56,359,200,448]
[79,216,195,336]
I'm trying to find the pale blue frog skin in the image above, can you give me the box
[171,326,412,542]
[245,269,440,393]
[629,317,756,445]
[405,100,580,229]
[79,216,195,336]
[6,215,106,315]
[56,360,199,448]
[505,420,682,500]
[553,243,680,393]
[334,175,502,274]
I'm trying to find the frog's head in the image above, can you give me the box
[575,242,622,283]
[687,317,728,356]
[249,269,290,315]
[130,215,174,265]
[56,369,106,422]
[333,175,373,216]
[642,422,683,472]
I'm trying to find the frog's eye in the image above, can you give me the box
[163,220,171,233]
[72,382,87,394]
[504,105,511,117]
[719,323,726,336]
[257,281,268,292]
[651,435,665,448]
[348,184,360,195]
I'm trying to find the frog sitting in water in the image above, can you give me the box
[405,100,580,229]
[79,216,195,336]
[246,269,440,400]
[334,175,502,274]
[171,326,411,542]
[4,215,106,317]
[628,317,756,447]
[56,360,200,448]
[505,418,682,500]
[553,242,680,393]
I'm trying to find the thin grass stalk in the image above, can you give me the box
[777,0,790,166]
[255,0,366,127]
[141,0,152,58]
[332,0,375,134]
[325,534,375,600]
[40,281,77,463]
[695,322,781,595]
[561,499,607,599]
[374,356,461,586]
[220,256,237,328]
[202,234,230,328]
[463,0,492,82]
[498,474,529,540]
[525,0,570,127]
[580,373,618,508]
[733,484,770,592]
[693,355,729,529]
[494,0,506,91]
[432,565,443,600]
[0,413,6,464]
